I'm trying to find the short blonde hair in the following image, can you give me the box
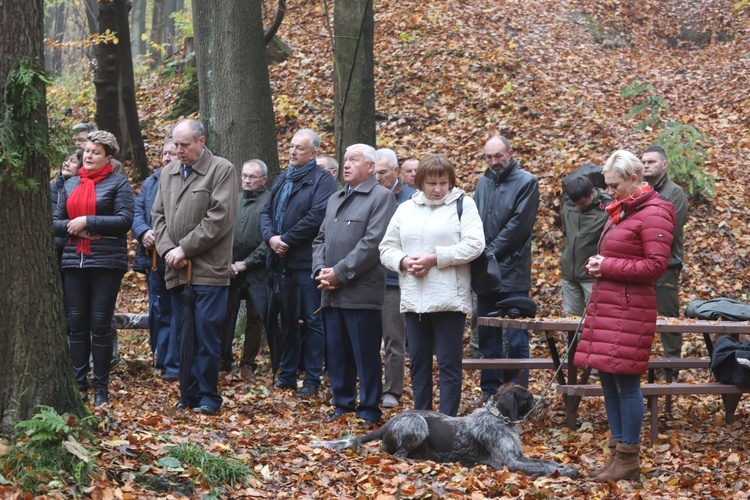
[602,150,643,182]
[87,130,119,157]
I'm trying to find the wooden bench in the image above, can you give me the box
[556,382,750,444]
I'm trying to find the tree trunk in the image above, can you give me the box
[164,0,178,59]
[94,0,123,156]
[46,1,67,73]
[193,0,280,177]
[150,0,165,66]
[84,0,100,60]
[334,0,376,158]
[130,0,147,60]
[116,0,149,180]
[0,0,86,435]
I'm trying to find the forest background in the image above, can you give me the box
[2,0,750,498]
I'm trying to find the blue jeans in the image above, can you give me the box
[323,307,383,423]
[477,291,531,393]
[170,284,228,410]
[147,269,173,371]
[277,271,325,388]
[598,371,644,445]
[405,311,465,416]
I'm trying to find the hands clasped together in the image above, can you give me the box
[400,254,438,278]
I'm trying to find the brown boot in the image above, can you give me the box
[589,438,620,478]
[595,443,641,482]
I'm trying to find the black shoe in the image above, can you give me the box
[296,384,319,397]
[327,410,348,421]
[94,388,108,406]
[274,380,295,391]
[161,371,179,382]
[219,362,232,373]
[192,404,219,416]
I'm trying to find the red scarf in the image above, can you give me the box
[67,164,114,254]
[605,184,652,224]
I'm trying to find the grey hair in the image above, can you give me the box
[163,138,175,148]
[346,143,377,164]
[317,154,339,170]
[72,122,98,134]
[487,135,512,151]
[174,119,205,141]
[376,148,399,169]
[603,150,644,182]
[87,130,119,156]
[295,128,321,151]
[243,159,268,176]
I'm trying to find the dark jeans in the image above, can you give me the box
[598,371,644,445]
[147,269,174,371]
[170,284,228,411]
[405,311,466,416]
[656,267,682,358]
[477,291,530,393]
[276,271,325,388]
[64,268,124,392]
[323,307,383,423]
[220,280,269,370]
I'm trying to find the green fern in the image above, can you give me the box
[15,405,71,443]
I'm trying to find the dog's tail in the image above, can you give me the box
[310,426,387,451]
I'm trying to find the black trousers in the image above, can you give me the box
[64,268,123,391]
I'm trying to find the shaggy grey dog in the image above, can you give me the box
[311,384,577,477]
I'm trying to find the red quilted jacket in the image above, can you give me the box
[574,190,676,375]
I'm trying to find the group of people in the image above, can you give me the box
[51,119,687,481]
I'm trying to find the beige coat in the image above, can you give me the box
[152,148,238,288]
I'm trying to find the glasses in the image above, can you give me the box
[242,174,265,180]
[483,153,508,162]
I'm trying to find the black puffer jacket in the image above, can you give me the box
[50,173,73,258]
[473,159,539,293]
[53,172,135,271]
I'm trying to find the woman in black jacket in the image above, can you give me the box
[53,131,134,405]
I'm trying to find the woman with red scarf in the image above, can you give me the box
[574,150,676,481]
[53,131,134,406]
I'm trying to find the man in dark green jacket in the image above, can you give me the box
[219,159,272,377]
[643,145,688,359]
[561,176,611,315]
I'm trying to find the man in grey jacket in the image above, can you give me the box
[152,119,238,415]
[313,144,397,426]
[472,135,539,403]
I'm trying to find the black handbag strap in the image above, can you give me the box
[456,193,464,220]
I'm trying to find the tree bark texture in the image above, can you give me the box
[50,1,67,73]
[193,0,280,178]
[84,0,100,60]
[94,0,123,154]
[130,0,147,59]
[150,0,165,66]
[0,0,86,435]
[115,0,149,180]
[164,0,178,59]
[334,0,376,159]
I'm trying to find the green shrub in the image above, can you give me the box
[2,406,99,495]
[164,442,255,488]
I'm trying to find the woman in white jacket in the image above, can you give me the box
[379,155,485,416]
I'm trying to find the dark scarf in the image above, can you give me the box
[605,184,653,224]
[274,160,315,234]
[67,164,114,254]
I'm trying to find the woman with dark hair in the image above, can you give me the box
[575,150,675,481]
[53,131,134,405]
[379,154,485,416]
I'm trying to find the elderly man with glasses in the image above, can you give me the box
[471,135,539,404]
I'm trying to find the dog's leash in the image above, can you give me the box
[487,302,590,425]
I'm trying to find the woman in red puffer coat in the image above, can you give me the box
[574,150,675,482]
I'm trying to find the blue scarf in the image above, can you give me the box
[275,159,316,234]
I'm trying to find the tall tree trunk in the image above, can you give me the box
[84,0,100,60]
[130,0,147,59]
[334,0,375,158]
[0,0,86,435]
[94,0,123,155]
[164,0,178,59]
[193,0,280,177]
[116,0,149,180]
[150,0,165,66]
[45,1,67,74]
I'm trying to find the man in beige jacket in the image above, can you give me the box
[152,119,238,415]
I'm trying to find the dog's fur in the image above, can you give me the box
[311,384,577,477]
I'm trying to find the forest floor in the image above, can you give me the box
[19,0,750,498]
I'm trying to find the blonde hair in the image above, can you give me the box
[87,130,119,157]
[602,150,643,183]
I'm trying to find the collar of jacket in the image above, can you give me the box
[484,158,518,184]
[338,175,379,198]
[649,173,669,192]
[243,186,266,201]
[167,148,213,177]
[413,186,464,207]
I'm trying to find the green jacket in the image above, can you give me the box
[651,174,688,269]
[232,188,271,287]
[561,190,610,281]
